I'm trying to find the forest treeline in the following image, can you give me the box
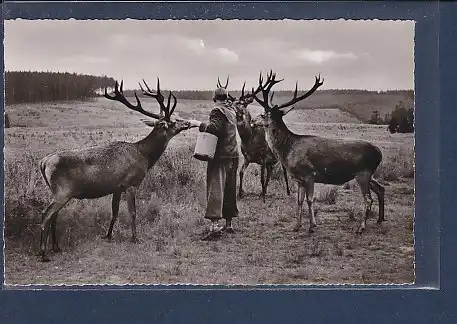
[5,71,116,104]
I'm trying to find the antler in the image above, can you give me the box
[251,71,323,113]
[276,75,324,110]
[217,76,229,89]
[140,78,178,121]
[251,70,284,110]
[104,80,162,119]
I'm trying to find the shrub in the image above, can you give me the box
[387,102,414,133]
[317,186,338,204]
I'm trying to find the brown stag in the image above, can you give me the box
[232,81,290,202]
[38,78,201,262]
[250,71,385,234]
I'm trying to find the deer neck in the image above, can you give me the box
[136,128,172,169]
[265,116,297,159]
[237,108,254,143]
[237,119,253,144]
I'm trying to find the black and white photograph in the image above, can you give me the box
[4,18,415,285]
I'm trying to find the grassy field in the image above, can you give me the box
[4,97,414,285]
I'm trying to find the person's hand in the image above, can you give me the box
[199,123,207,132]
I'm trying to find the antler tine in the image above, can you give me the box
[140,78,171,119]
[224,75,229,89]
[283,105,295,116]
[217,77,222,88]
[251,86,265,108]
[165,91,172,120]
[142,78,154,94]
[169,93,178,117]
[104,80,161,119]
[241,81,246,98]
[277,75,324,110]
[156,77,161,96]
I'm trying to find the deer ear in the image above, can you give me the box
[141,119,160,128]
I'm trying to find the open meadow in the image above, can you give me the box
[4,97,414,285]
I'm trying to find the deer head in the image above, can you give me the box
[104,79,201,136]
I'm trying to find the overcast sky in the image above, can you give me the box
[5,19,414,91]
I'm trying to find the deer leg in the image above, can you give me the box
[38,202,53,256]
[126,187,138,243]
[40,197,70,262]
[355,172,371,234]
[264,163,273,199]
[293,184,306,232]
[103,190,122,240]
[370,179,386,223]
[238,160,249,198]
[304,179,317,233]
[260,164,266,203]
[282,165,291,196]
[50,214,61,253]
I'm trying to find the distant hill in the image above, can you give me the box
[270,90,414,123]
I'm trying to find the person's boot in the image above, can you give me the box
[201,220,222,241]
[223,219,234,233]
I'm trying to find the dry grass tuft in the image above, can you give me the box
[375,146,414,182]
[317,186,338,205]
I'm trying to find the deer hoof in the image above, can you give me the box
[293,224,302,232]
[41,253,51,262]
[356,227,365,235]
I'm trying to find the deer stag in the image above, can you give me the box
[232,80,290,202]
[251,71,385,234]
[37,78,201,262]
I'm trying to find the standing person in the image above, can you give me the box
[199,86,239,240]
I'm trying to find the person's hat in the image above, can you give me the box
[213,87,228,101]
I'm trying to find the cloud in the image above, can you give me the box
[187,38,206,54]
[186,38,239,63]
[214,48,239,63]
[296,49,357,64]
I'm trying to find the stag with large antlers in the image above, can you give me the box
[233,80,290,202]
[38,78,201,262]
[251,71,385,234]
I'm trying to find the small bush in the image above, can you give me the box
[317,186,338,204]
[309,240,325,258]
[144,193,162,223]
[285,250,306,265]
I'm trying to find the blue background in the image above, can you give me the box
[1,1,455,322]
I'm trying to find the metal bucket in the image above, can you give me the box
[193,132,218,161]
